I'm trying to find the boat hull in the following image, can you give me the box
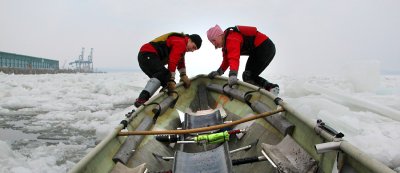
[69,75,395,173]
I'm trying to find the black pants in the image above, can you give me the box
[138,52,170,87]
[243,38,276,86]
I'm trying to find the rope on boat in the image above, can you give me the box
[117,108,285,136]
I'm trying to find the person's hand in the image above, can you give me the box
[208,68,224,79]
[179,73,191,88]
[208,71,219,79]
[167,80,176,92]
[228,70,238,87]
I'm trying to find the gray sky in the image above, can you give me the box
[1,0,399,75]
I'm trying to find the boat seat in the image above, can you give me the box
[183,109,223,134]
[261,135,317,173]
[251,101,294,136]
[173,143,232,173]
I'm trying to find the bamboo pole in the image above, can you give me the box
[117,108,285,136]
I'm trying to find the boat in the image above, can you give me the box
[69,74,396,173]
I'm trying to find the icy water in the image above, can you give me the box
[0,72,147,172]
[1,72,399,172]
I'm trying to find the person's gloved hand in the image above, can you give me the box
[228,70,238,87]
[208,71,219,79]
[167,79,176,92]
[208,68,224,79]
[179,72,191,88]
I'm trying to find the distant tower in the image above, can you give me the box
[79,47,85,71]
[69,47,94,72]
[88,48,93,72]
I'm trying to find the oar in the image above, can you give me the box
[118,108,285,136]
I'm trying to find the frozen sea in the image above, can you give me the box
[0,71,399,172]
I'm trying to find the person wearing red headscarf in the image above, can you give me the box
[207,24,279,95]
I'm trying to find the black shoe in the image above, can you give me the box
[134,91,150,108]
[264,83,280,96]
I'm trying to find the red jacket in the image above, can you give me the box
[220,29,268,72]
[139,36,188,73]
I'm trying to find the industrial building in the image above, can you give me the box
[0,51,59,74]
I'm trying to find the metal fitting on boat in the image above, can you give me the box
[315,141,342,154]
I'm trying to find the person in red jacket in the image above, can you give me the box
[134,33,202,108]
[207,24,279,95]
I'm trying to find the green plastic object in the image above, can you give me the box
[194,131,230,144]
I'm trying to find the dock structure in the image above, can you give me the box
[69,48,94,73]
[1,48,100,74]
[0,51,59,74]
